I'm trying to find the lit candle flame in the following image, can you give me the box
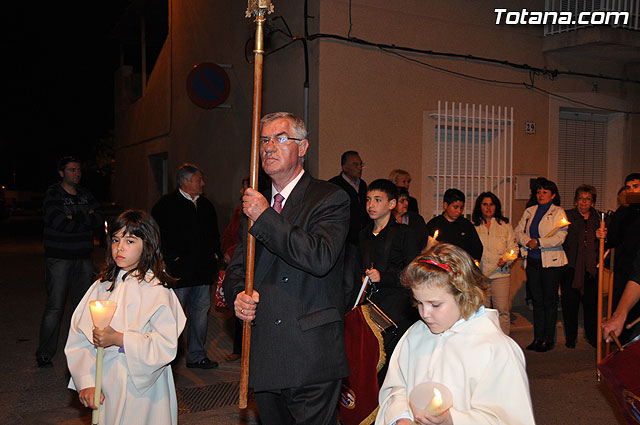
[433,230,439,240]
[428,387,443,410]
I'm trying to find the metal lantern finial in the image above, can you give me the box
[246,0,274,19]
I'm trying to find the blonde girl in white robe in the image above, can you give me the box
[376,243,535,425]
[65,210,186,425]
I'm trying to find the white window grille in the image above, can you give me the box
[557,111,608,210]
[427,101,514,221]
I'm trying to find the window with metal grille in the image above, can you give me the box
[557,111,607,210]
[427,101,514,221]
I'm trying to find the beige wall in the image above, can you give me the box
[315,0,638,223]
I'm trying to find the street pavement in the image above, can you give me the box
[0,216,626,424]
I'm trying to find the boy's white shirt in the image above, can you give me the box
[65,270,186,425]
[376,307,536,425]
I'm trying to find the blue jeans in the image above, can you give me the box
[37,257,94,359]
[174,285,211,363]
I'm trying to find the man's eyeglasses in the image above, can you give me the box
[260,135,302,146]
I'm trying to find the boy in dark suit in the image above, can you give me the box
[426,188,483,262]
[357,179,420,385]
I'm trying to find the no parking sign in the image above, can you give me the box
[186,63,230,109]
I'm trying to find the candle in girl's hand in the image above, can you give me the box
[89,300,118,329]
[410,382,453,417]
[426,388,443,412]
[88,300,117,425]
[433,230,439,240]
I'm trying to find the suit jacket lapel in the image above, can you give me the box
[253,173,311,288]
[280,172,311,222]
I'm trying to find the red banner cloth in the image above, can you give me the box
[214,270,227,308]
[339,305,386,425]
[598,339,640,424]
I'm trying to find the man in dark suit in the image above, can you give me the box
[223,112,350,425]
[329,151,369,307]
[152,163,222,369]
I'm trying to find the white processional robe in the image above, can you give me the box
[376,308,536,425]
[65,271,186,425]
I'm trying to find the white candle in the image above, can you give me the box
[544,217,571,238]
[426,230,440,250]
[89,300,117,425]
[486,250,518,276]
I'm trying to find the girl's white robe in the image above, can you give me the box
[376,308,536,425]
[65,272,186,425]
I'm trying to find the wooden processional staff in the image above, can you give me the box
[239,0,274,410]
[596,213,606,379]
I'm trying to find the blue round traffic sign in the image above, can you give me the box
[186,63,230,109]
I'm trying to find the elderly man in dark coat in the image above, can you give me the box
[152,163,221,369]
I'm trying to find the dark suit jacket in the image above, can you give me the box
[151,190,221,288]
[328,174,369,245]
[223,172,351,392]
[357,220,419,327]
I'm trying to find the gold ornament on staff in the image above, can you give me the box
[240,0,274,410]
[544,217,570,238]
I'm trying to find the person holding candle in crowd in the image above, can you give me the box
[376,243,535,425]
[472,192,518,335]
[515,178,568,352]
[561,185,601,348]
[65,210,186,425]
[426,188,483,262]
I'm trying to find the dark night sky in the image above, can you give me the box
[1,2,129,198]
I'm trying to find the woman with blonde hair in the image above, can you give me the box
[389,169,418,213]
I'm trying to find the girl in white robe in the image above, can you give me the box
[65,210,186,425]
[376,243,535,425]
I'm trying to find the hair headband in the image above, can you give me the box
[419,259,455,274]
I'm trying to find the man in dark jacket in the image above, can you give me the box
[37,156,102,368]
[223,112,350,425]
[329,151,369,307]
[152,163,221,369]
[426,188,483,262]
